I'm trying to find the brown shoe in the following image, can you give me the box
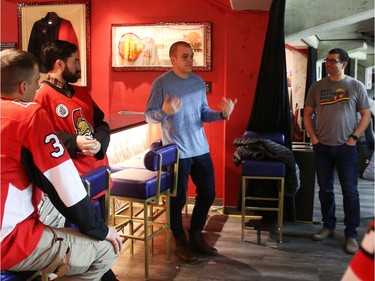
[189,231,218,256]
[345,238,358,255]
[175,233,198,262]
[312,227,334,241]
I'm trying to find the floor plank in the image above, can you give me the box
[112,174,374,281]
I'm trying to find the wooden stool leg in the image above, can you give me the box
[144,202,149,281]
[129,202,134,255]
[241,176,284,244]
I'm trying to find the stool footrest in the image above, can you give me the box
[118,225,170,241]
[245,206,280,212]
[245,196,279,201]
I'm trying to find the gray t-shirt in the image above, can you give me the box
[305,75,370,146]
[145,70,223,159]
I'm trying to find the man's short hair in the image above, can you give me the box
[1,48,37,94]
[169,41,192,58]
[40,40,78,72]
[328,48,349,62]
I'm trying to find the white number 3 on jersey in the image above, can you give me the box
[45,134,65,158]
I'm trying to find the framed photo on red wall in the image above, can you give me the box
[111,22,212,72]
[17,0,91,88]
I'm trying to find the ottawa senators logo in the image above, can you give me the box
[71,108,94,137]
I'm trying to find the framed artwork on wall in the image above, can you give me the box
[111,22,212,72]
[17,0,91,87]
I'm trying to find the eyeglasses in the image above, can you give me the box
[324,58,343,64]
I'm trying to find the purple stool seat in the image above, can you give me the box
[242,160,286,177]
[111,169,170,199]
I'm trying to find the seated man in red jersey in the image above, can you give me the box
[0,48,122,280]
[34,40,110,186]
[34,40,119,281]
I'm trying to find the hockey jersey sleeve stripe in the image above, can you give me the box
[44,159,87,207]
[20,146,108,240]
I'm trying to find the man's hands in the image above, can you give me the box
[76,136,101,156]
[106,226,122,254]
[161,95,237,120]
[162,94,182,116]
[219,97,237,119]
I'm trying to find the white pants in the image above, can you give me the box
[10,226,118,280]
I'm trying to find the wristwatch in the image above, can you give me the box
[349,134,358,141]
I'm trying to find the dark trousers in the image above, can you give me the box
[313,143,360,238]
[170,153,216,238]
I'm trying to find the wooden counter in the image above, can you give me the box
[105,112,161,166]
[106,113,146,133]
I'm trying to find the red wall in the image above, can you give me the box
[1,0,268,208]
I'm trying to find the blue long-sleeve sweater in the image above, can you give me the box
[145,70,224,159]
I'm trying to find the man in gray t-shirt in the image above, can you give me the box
[304,48,370,255]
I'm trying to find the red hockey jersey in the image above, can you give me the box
[34,83,110,196]
[1,99,108,269]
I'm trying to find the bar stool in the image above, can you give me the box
[81,165,111,224]
[111,139,189,217]
[148,139,189,216]
[110,143,179,281]
[241,131,286,243]
[65,165,111,227]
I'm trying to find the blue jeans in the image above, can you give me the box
[170,153,216,238]
[313,143,360,238]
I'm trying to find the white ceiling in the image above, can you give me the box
[229,0,374,68]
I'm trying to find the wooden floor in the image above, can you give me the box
[112,174,374,281]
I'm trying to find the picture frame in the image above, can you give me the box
[111,22,212,71]
[17,0,91,87]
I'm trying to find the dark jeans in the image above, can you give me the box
[313,143,360,238]
[170,153,216,238]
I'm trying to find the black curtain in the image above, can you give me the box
[304,46,317,100]
[300,47,317,140]
[245,0,296,221]
[247,0,291,149]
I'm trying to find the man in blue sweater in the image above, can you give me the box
[145,41,237,262]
